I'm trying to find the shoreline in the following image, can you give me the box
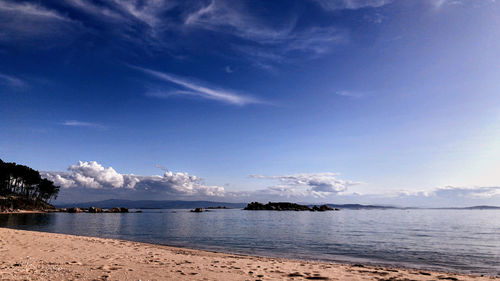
[0,210,48,214]
[0,228,498,281]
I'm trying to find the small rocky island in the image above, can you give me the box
[244,202,338,211]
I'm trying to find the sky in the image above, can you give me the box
[1,0,499,206]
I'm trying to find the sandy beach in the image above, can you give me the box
[0,228,497,281]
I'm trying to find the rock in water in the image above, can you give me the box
[107,207,129,213]
[88,206,103,213]
[67,207,82,213]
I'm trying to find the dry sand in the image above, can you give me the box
[0,228,497,281]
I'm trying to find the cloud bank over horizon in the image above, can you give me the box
[42,161,500,207]
[43,161,225,202]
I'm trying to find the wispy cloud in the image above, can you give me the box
[0,0,348,66]
[133,66,263,106]
[429,0,470,10]
[62,120,106,129]
[65,0,177,42]
[313,0,393,10]
[184,1,347,66]
[0,1,70,21]
[0,73,26,89]
[334,90,366,98]
[0,0,78,43]
[185,1,295,44]
[232,26,347,68]
[65,0,124,22]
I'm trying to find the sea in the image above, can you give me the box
[1,209,499,275]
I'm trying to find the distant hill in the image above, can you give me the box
[431,205,500,210]
[55,199,247,209]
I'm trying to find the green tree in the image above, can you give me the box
[0,158,60,202]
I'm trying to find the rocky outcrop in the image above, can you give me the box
[67,207,83,213]
[311,205,334,212]
[106,207,129,213]
[244,202,311,211]
[190,208,204,212]
[244,202,337,212]
[88,206,103,213]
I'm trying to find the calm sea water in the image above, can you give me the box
[1,209,499,275]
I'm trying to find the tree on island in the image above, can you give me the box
[0,159,60,203]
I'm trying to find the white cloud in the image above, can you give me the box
[0,0,78,43]
[334,90,366,98]
[111,0,172,28]
[49,174,76,189]
[284,27,346,54]
[134,66,262,105]
[62,120,106,129]
[185,1,294,43]
[251,172,359,198]
[226,26,346,69]
[313,0,393,10]
[383,186,500,200]
[65,0,124,22]
[432,186,500,199]
[342,186,500,207]
[42,161,500,207]
[43,161,225,197]
[0,1,70,21]
[68,161,125,188]
[431,0,457,9]
[184,1,347,64]
[136,171,225,196]
[65,0,177,39]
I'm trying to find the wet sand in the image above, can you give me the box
[0,228,497,281]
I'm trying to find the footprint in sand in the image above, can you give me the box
[98,265,122,271]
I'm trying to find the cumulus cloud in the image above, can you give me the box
[42,161,225,199]
[68,161,125,188]
[41,161,500,207]
[251,172,358,198]
[133,66,262,105]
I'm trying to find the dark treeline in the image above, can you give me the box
[0,159,60,202]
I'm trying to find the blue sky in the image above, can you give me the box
[1,0,499,206]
